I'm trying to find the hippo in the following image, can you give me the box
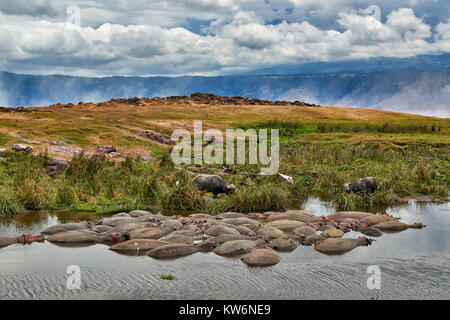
[327,211,373,221]
[147,243,200,259]
[269,238,297,251]
[344,177,379,194]
[213,240,258,256]
[193,174,236,198]
[241,249,281,267]
[359,227,383,237]
[0,236,23,248]
[41,221,92,235]
[371,220,424,231]
[314,237,373,254]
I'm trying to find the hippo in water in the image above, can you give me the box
[344,177,379,194]
[193,174,236,198]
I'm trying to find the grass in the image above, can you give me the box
[0,100,448,215]
[160,273,177,280]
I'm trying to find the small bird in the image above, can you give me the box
[278,172,294,184]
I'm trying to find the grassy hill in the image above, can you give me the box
[0,96,448,215]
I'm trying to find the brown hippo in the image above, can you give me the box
[205,225,239,236]
[360,214,398,226]
[359,227,383,237]
[213,240,257,256]
[371,221,424,231]
[241,249,281,267]
[41,221,92,235]
[147,243,200,259]
[269,238,297,252]
[314,237,373,254]
[0,236,23,248]
[327,211,373,221]
[110,239,169,253]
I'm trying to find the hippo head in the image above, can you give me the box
[343,183,351,193]
[225,184,236,194]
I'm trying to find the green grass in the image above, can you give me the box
[160,273,177,280]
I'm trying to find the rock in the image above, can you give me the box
[47,231,99,244]
[205,225,239,236]
[45,158,70,177]
[129,210,152,217]
[139,130,175,145]
[194,175,236,198]
[344,177,378,194]
[213,240,257,256]
[96,145,116,154]
[327,211,373,221]
[49,141,66,146]
[0,148,7,155]
[19,139,41,145]
[109,239,169,253]
[147,243,199,259]
[109,152,125,159]
[41,222,91,235]
[303,234,325,245]
[257,227,285,239]
[101,217,138,227]
[321,228,345,238]
[269,238,297,251]
[129,227,170,239]
[314,237,373,254]
[264,220,306,232]
[371,221,424,231]
[359,227,383,237]
[241,249,281,267]
[11,144,33,152]
[161,219,184,231]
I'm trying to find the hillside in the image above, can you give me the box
[1,69,449,117]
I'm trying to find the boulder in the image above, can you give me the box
[241,249,281,267]
[139,130,175,145]
[45,158,70,177]
[12,144,33,152]
[147,243,199,259]
[213,240,257,256]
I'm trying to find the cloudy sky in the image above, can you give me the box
[0,0,449,76]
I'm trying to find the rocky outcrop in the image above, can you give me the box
[138,130,174,145]
[46,158,70,177]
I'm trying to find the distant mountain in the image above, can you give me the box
[237,53,450,75]
[0,68,449,117]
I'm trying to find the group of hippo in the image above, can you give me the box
[0,208,424,267]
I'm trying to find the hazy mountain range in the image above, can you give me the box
[0,55,449,118]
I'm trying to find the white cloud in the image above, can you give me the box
[0,5,447,76]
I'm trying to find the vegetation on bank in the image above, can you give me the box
[0,137,447,216]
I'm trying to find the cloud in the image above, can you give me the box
[0,4,447,76]
[0,0,66,17]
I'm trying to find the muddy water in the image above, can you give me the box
[0,198,449,300]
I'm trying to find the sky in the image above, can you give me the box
[0,0,449,76]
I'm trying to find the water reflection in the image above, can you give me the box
[0,199,449,300]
